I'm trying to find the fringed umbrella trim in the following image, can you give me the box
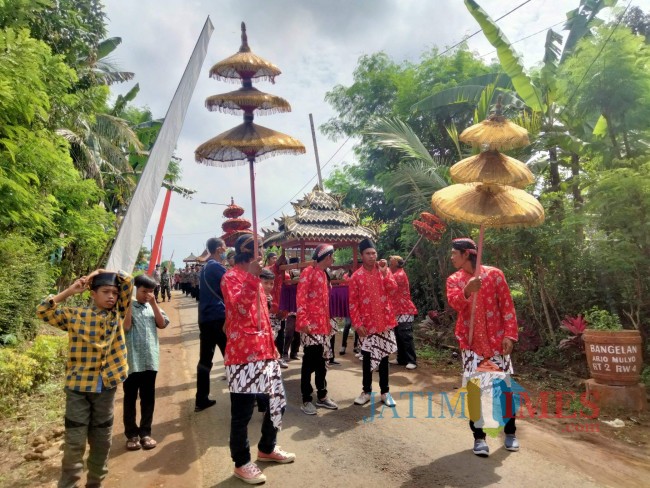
[195,147,306,167]
[205,105,291,116]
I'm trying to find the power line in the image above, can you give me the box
[258,135,352,225]
[559,0,632,117]
[478,20,566,58]
[258,1,541,227]
[438,0,535,57]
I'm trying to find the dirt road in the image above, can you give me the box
[105,292,650,487]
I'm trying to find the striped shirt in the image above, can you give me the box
[36,271,133,392]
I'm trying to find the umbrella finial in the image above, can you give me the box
[240,22,251,53]
[230,196,234,205]
[494,95,503,116]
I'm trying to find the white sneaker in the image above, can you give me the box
[389,359,400,365]
[354,391,371,405]
[405,363,417,370]
[381,392,396,407]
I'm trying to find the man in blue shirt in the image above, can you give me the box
[195,237,228,412]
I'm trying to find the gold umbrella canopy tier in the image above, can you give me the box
[205,87,291,116]
[431,182,544,228]
[209,22,281,83]
[195,121,306,166]
[459,114,530,151]
[451,150,534,188]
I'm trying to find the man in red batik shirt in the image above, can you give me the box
[388,255,418,370]
[296,244,339,415]
[221,236,295,484]
[349,238,399,408]
[446,237,519,458]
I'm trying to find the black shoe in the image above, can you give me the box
[194,399,216,412]
[329,359,341,365]
[289,355,299,360]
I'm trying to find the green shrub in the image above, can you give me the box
[641,366,650,389]
[0,347,39,399]
[583,307,623,331]
[0,334,68,415]
[26,335,68,384]
[0,234,50,340]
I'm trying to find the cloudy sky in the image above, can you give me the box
[103,0,644,266]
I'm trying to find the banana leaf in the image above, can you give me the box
[464,0,545,112]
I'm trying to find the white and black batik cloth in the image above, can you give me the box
[461,349,514,431]
[270,313,282,340]
[460,349,513,381]
[226,360,286,429]
[300,331,333,360]
[360,329,398,371]
[396,314,414,324]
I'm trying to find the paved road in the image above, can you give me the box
[104,291,650,488]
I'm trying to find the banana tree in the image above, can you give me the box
[451,0,617,197]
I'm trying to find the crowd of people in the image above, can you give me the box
[36,235,519,487]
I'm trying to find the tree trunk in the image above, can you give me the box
[548,147,561,192]
[603,113,621,160]
[570,152,583,208]
[537,264,557,344]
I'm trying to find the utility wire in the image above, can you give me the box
[559,0,632,117]
[478,20,566,58]
[258,135,352,225]
[259,1,542,227]
[438,0,535,57]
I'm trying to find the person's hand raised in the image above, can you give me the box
[248,258,264,277]
[377,259,388,276]
[69,277,87,295]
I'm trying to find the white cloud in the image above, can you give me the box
[103,0,649,264]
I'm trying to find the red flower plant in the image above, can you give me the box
[559,315,587,350]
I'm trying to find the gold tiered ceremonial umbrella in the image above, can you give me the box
[195,22,306,262]
[432,100,543,343]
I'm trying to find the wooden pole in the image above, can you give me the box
[404,235,424,263]
[309,113,323,190]
[468,224,485,345]
[249,156,262,331]
[147,188,172,275]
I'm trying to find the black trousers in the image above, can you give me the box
[301,344,327,402]
[341,319,359,350]
[395,320,417,365]
[275,320,285,355]
[123,370,157,439]
[470,417,516,439]
[230,393,278,468]
[196,319,227,405]
[282,315,300,357]
[362,351,389,394]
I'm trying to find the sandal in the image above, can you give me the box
[140,436,157,450]
[126,437,141,451]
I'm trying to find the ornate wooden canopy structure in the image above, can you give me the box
[262,187,376,266]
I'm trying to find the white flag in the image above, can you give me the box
[106,17,214,273]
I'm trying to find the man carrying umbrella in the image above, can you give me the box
[221,235,295,484]
[349,238,399,408]
[446,237,519,457]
